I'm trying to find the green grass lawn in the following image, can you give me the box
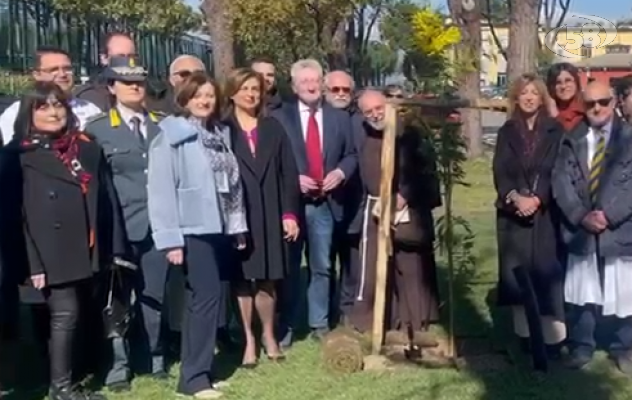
[8,157,632,399]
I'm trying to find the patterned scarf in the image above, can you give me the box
[22,132,92,192]
[189,118,246,234]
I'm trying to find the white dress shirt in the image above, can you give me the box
[0,98,102,144]
[298,101,324,148]
[116,104,148,137]
[565,122,632,317]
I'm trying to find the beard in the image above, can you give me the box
[366,118,386,131]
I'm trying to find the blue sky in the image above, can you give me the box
[185,0,627,21]
[430,0,627,20]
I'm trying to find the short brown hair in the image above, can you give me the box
[223,67,267,118]
[174,71,222,120]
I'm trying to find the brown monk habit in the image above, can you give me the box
[349,122,441,338]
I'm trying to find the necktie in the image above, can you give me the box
[305,109,323,181]
[130,116,144,146]
[589,129,606,204]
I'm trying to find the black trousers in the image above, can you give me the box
[130,235,170,374]
[178,234,226,395]
[568,304,632,357]
[330,225,359,322]
[44,282,83,389]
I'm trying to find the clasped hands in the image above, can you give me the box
[581,210,609,234]
[508,191,540,218]
[299,169,345,197]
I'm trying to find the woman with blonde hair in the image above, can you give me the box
[493,73,566,360]
[223,67,300,367]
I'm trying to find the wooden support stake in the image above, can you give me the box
[371,103,398,355]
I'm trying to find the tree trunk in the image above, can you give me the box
[448,0,483,158]
[202,0,235,80]
[507,0,539,82]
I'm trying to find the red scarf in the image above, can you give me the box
[22,132,93,192]
[556,100,584,132]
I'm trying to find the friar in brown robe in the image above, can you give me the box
[349,90,441,345]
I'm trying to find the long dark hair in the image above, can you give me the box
[546,62,582,105]
[13,81,75,142]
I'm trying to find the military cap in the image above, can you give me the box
[104,56,147,82]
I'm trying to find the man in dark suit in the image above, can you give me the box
[323,70,365,323]
[272,59,357,346]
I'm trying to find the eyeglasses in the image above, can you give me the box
[38,66,73,75]
[329,86,351,94]
[385,93,404,99]
[585,97,612,109]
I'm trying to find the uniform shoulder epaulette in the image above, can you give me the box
[85,112,108,125]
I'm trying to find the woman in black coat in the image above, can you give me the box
[8,82,125,400]
[223,68,300,367]
[493,73,566,359]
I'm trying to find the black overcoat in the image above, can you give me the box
[227,115,300,281]
[493,117,565,317]
[2,134,126,288]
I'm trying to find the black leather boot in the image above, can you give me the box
[49,384,107,400]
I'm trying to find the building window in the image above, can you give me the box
[497,73,507,87]
[581,47,592,58]
[605,44,631,54]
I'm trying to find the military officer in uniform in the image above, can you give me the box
[84,56,168,392]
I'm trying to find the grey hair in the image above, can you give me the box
[324,70,355,90]
[169,55,204,75]
[290,59,323,82]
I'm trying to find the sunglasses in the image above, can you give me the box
[585,97,612,109]
[329,86,351,94]
[386,93,404,99]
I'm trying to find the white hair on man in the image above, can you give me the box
[324,70,355,90]
[169,55,205,75]
[290,59,324,82]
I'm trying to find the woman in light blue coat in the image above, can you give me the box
[147,72,247,400]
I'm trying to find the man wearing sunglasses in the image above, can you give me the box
[323,70,365,325]
[553,81,632,374]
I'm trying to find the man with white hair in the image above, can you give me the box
[349,89,441,347]
[272,59,357,347]
[323,70,366,323]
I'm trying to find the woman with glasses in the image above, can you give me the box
[546,63,584,132]
[493,73,566,360]
[7,81,125,400]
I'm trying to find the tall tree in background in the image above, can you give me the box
[448,0,483,157]
[203,0,235,80]
[506,0,540,81]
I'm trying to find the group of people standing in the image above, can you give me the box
[0,31,442,400]
[494,62,632,374]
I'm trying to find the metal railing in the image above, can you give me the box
[0,0,211,80]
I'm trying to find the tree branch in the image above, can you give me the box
[485,0,507,60]
[362,4,383,56]
[555,0,570,29]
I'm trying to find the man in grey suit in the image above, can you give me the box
[553,81,632,374]
[272,59,357,346]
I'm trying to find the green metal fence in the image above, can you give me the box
[0,0,212,78]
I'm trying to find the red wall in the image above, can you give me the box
[578,69,632,87]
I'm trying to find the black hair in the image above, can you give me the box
[546,62,582,104]
[614,75,632,99]
[33,46,71,70]
[13,81,74,141]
